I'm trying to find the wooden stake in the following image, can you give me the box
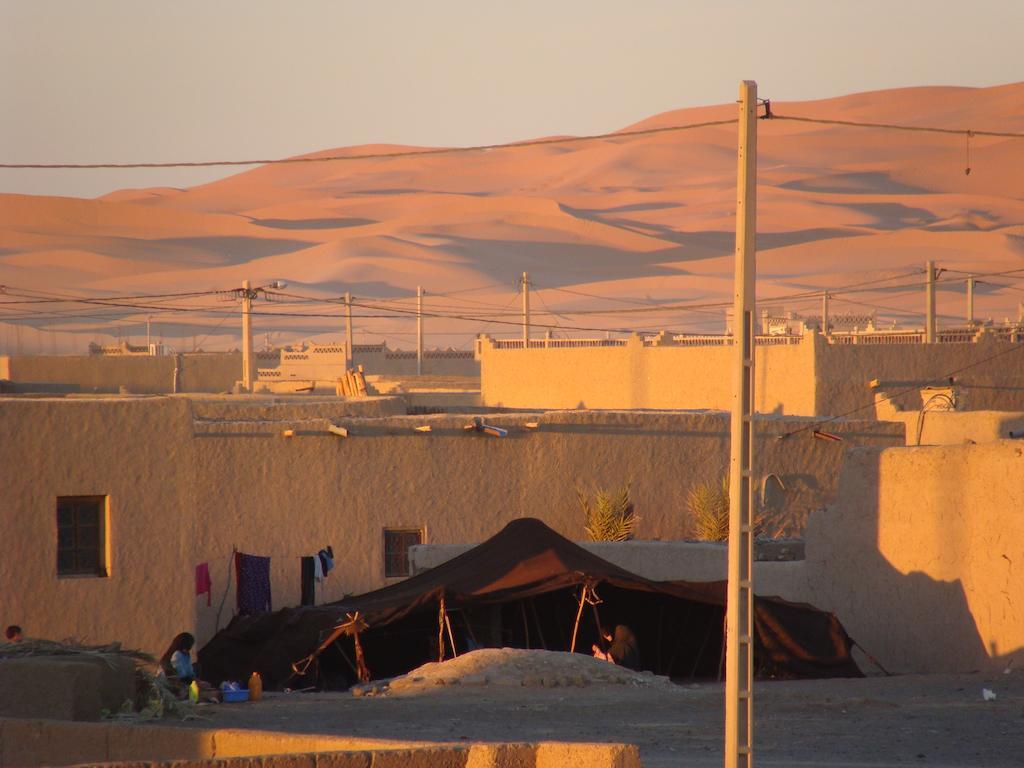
[570,585,587,653]
[445,611,458,657]
[438,597,447,662]
[529,598,548,650]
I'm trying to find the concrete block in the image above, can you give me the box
[310,751,373,768]
[213,728,323,757]
[0,718,108,767]
[369,747,469,768]
[107,722,214,761]
[74,655,137,712]
[0,660,103,721]
[535,742,641,768]
[468,743,532,768]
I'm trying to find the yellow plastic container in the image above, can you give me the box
[247,671,263,702]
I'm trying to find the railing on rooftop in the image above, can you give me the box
[487,338,629,350]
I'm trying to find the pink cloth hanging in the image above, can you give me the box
[195,562,212,607]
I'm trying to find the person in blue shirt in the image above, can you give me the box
[160,632,198,685]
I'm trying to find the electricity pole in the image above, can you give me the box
[926,260,937,343]
[522,271,530,347]
[726,79,757,768]
[417,286,424,375]
[345,291,354,368]
[821,291,830,336]
[967,276,975,327]
[241,280,254,392]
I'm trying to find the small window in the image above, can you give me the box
[57,496,108,577]
[383,528,422,578]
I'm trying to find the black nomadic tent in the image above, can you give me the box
[199,518,862,689]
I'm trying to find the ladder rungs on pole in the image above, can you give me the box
[739,579,751,588]
[740,635,752,643]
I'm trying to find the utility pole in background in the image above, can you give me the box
[241,279,254,391]
[725,79,757,768]
[926,260,937,343]
[967,276,975,327]
[821,291,830,336]
[239,279,286,392]
[522,271,530,347]
[345,291,354,369]
[417,286,424,375]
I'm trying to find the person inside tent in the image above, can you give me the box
[592,625,640,671]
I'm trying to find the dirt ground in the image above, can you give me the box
[170,662,1024,767]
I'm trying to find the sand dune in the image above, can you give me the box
[1,83,1023,351]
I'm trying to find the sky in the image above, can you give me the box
[2,0,1022,198]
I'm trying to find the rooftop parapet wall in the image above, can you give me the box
[815,331,1024,417]
[0,353,240,394]
[256,342,480,384]
[478,333,817,414]
[480,329,1024,417]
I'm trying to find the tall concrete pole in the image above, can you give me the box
[967,277,975,327]
[241,279,254,392]
[726,80,757,768]
[147,316,152,350]
[417,286,424,375]
[821,291,830,336]
[926,260,937,343]
[522,271,530,347]
[345,291,354,369]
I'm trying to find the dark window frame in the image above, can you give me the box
[383,527,423,578]
[57,496,108,578]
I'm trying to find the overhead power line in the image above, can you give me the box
[769,113,1024,139]
[0,119,738,170]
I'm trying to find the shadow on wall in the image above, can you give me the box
[807,449,993,674]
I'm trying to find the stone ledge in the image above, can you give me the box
[0,719,639,768]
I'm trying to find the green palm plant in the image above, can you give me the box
[688,474,767,541]
[580,483,638,542]
[688,474,731,542]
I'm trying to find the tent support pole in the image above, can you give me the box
[444,610,459,657]
[570,586,587,653]
[529,598,548,650]
[589,600,603,644]
[455,609,480,649]
[520,601,530,649]
[331,639,359,677]
[656,604,665,672]
[718,611,728,682]
[438,598,447,662]
[690,612,716,679]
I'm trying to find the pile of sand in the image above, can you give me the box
[353,648,672,697]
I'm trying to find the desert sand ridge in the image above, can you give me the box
[1,83,1023,350]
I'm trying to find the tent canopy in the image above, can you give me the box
[200,518,862,688]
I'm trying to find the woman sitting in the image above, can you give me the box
[160,632,198,685]
[159,632,218,699]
